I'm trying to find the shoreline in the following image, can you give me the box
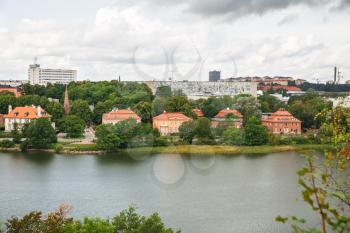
[0,144,333,156]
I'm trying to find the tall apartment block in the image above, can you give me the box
[209,71,221,82]
[28,63,77,85]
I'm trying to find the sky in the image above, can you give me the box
[0,0,349,83]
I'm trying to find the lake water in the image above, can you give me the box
[0,151,318,232]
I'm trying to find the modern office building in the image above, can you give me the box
[209,71,221,82]
[28,63,77,85]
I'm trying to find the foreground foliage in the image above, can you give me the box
[2,205,180,233]
[277,107,350,232]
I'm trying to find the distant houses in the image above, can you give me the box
[4,105,52,132]
[100,107,301,137]
[152,112,191,136]
[261,108,301,135]
[0,85,22,97]
[102,109,141,125]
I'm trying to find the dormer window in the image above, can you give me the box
[25,112,29,117]
[14,112,19,116]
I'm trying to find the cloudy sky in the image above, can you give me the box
[0,0,349,82]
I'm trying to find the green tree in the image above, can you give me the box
[243,117,268,146]
[11,123,22,144]
[201,97,224,118]
[258,93,286,113]
[222,127,244,146]
[179,121,195,143]
[234,96,261,123]
[193,117,213,140]
[133,101,152,123]
[152,96,168,116]
[93,101,111,125]
[59,115,85,138]
[24,118,57,149]
[95,124,121,152]
[70,100,92,125]
[46,101,64,123]
[165,96,193,117]
[155,85,172,97]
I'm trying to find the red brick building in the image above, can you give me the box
[192,108,204,117]
[259,85,301,92]
[153,112,191,136]
[211,108,243,128]
[262,108,301,135]
[0,86,22,97]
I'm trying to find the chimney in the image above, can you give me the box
[37,106,42,117]
[8,105,12,113]
[334,67,337,83]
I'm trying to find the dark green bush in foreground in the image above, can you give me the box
[2,205,180,233]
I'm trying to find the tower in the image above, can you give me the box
[63,85,70,115]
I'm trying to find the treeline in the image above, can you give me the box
[0,205,180,233]
[299,82,350,92]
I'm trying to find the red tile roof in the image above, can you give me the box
[214,108,243,118]
[262,108,301,122]
[259,85,301,92]
[103,109,141,121]
[153,112,191,121]
[192,108,204,117]
[4,106,50,119]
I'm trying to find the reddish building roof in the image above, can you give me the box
[192,108,204,117]
[4,106,50,119]
[259,85,301,92]
[214,108,243,118]
[262,108,301,122]
[103,109,141,121]
[153,112,191,121]
[0,87,22,97]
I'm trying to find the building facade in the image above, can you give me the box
[209,71,221,82]
[211,108,243,128]
[4,105,51,132]
[143,81,258,99]
[0,86,22,97]
[153,112,191,136]
[28,63,77,85]
[102,109,141,125]
[192,108,204,117]
[262,108,301,135]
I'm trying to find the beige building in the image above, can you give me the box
[28,62,77,85]
[102,109,141,125]
[4,105,51,132]
[153,112,191,136]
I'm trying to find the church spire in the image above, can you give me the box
[63,85,70,115]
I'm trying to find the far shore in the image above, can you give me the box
[0,144,333,156]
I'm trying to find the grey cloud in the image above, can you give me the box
[150,0,349,17]
[277,14,299,26]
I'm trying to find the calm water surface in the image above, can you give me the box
[0,151,318,232]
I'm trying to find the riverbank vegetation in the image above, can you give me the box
[276,107,350,232]
[0,204,180,233]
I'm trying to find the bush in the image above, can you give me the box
[153,136,168,147]
[53,144,64,153]
[0,140,15,148]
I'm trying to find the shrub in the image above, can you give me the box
[0,140,15,148]
[153,136,168,147]
[53,144,64,153]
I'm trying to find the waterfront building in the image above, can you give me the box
[0,86,22,97]
[211,108,243,128]
[153,112,191,136]
[261,108,301,135]
[209,71,221,82]
[28,62,77,85]
[102,109,141,125]
[192,108,204,117]
[4,105,51,132]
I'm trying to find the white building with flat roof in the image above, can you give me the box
[28,63,77,85]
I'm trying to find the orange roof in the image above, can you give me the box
[4,106,50,119]
[262,108,301,122]
[214,108,243,118]
[102,109,141,121]
[153,112,191,121]
[192,108,204,117]
[259,85,301,92]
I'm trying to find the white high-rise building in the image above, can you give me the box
[28,62,77,85]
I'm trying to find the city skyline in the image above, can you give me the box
[0,0,349,82]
